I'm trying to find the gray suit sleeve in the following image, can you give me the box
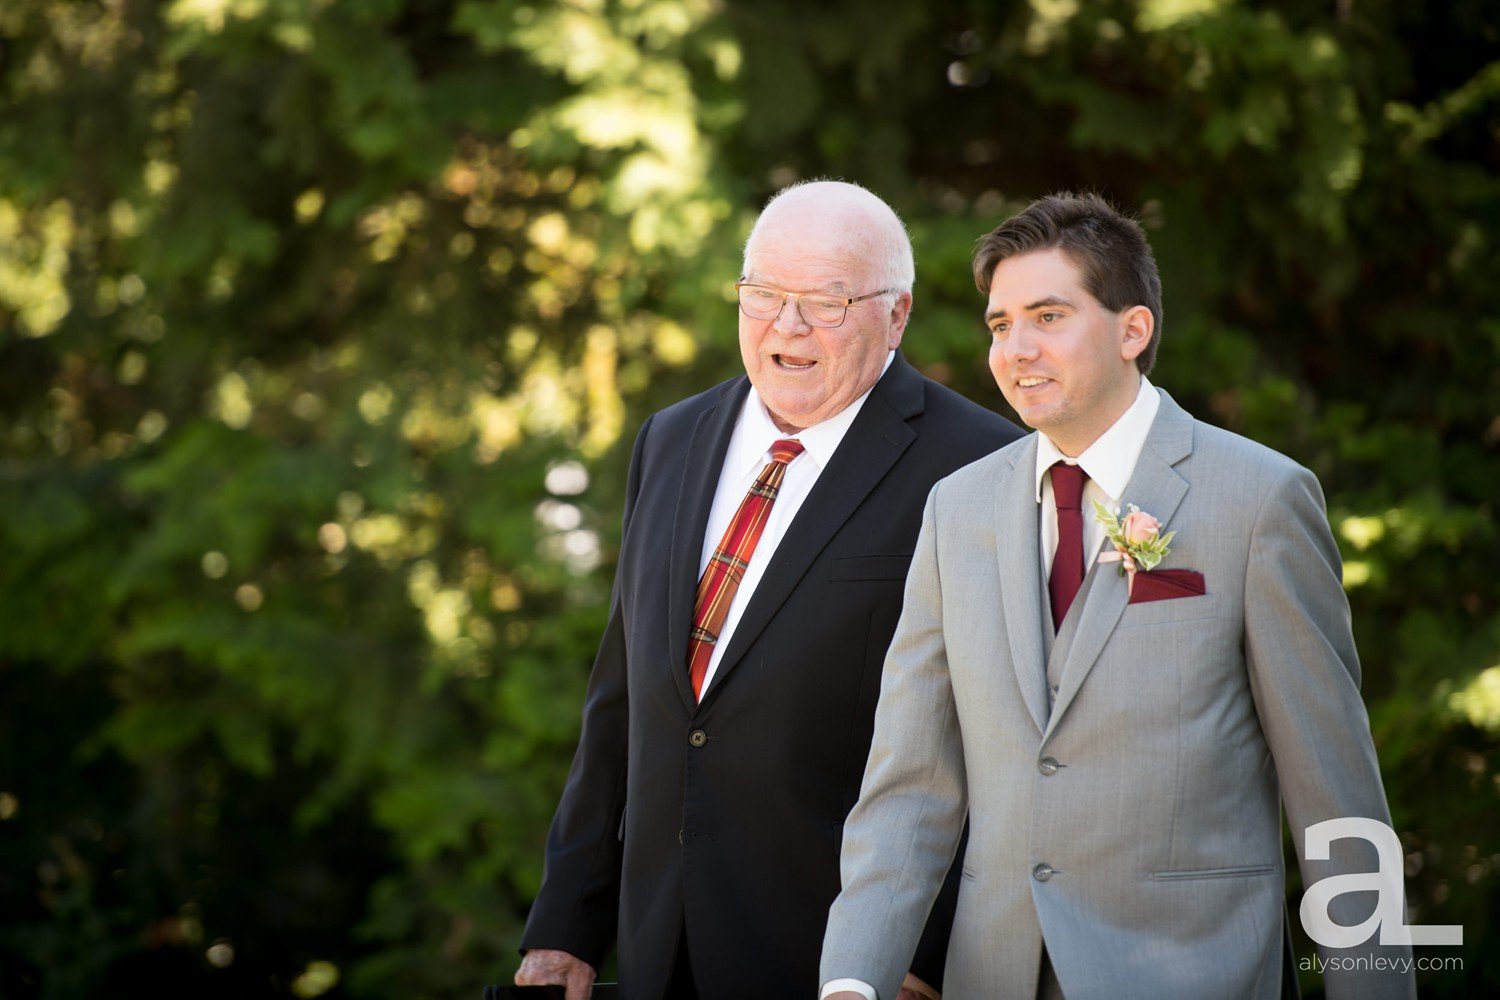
[821,487,970,999]
[1242,464,1415,999]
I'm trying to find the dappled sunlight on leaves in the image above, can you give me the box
[1448,667,1500,734]
[0,199,74,336]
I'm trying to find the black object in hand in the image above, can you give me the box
[482,985,618,999]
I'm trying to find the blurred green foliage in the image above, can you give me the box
[0,0,1495,996]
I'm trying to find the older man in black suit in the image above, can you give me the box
[514,181,1021,1000]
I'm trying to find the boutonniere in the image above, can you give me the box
[1092,501,1176,596]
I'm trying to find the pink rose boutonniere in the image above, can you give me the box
[1092,501,1176,595]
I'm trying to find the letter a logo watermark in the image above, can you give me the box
[1300,818,1462,947]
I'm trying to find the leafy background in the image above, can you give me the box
[0,0,1495,996]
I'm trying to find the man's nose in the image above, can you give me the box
[1003,323,1039,363]
[772,294,810,335]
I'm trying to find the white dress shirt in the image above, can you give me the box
[694,352,894,696]
[820,377,1159,1000]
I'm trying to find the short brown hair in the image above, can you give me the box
[973,193,1163,374]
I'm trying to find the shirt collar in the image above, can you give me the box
[729,350,896,479]
[1033,376,1160,502]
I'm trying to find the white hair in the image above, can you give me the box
[742,178,916,293]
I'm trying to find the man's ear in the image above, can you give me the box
[887,291,913,349]
[1119,304,1153,362]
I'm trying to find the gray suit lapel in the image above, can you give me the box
[995,434,1050,735]
[1044,391,1195,736]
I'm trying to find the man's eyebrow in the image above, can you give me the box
[741,276,855,295]
[984,296,1075,323]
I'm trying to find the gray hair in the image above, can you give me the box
[743,179,916,293]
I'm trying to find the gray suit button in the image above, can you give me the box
[678,829,685,844]
[1038,757,1060,776]
[1033,863,1055,882]
[688,729,708,748]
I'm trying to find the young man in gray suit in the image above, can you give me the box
[820,194,1415,999]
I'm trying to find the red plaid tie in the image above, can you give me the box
[687,438,805,699]
[1048,462,1089,631]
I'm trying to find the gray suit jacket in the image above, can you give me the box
[821,390,1414,1000]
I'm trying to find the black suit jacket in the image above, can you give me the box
[521,352,1022,999]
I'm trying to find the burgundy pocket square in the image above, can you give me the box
[1129,568,1206,604]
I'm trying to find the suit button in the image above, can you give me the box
[1032,863,1055,882]
[1038,757,1060,776]
[688,729,708,748]
[678,829,685,844]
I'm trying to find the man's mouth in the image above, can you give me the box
[774,354,816,370]
[1016,376,1051,388]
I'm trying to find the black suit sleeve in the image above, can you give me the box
[518,414,654,967]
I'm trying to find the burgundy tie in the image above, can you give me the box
[1048,462,1089,632]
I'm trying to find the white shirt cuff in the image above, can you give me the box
[820,978,879,1000]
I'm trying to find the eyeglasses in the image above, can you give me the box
[734,281,894,329]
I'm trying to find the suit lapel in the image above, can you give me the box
[668,378,751,712]
[702,354,924,703]
[1044,391,1195,736]
[995,435,1050,735]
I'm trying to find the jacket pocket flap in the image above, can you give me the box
[829,554,912,581]
[1151,864,1276,881]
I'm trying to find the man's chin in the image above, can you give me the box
[762,397,820,433]
[1011,408,1057,437]
[1001,398,1042,428]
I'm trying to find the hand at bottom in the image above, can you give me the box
[898,972,941,1000]
[515,948,597,1000]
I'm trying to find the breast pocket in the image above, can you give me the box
[1117,592,1220,629]
[828,554,912,582]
